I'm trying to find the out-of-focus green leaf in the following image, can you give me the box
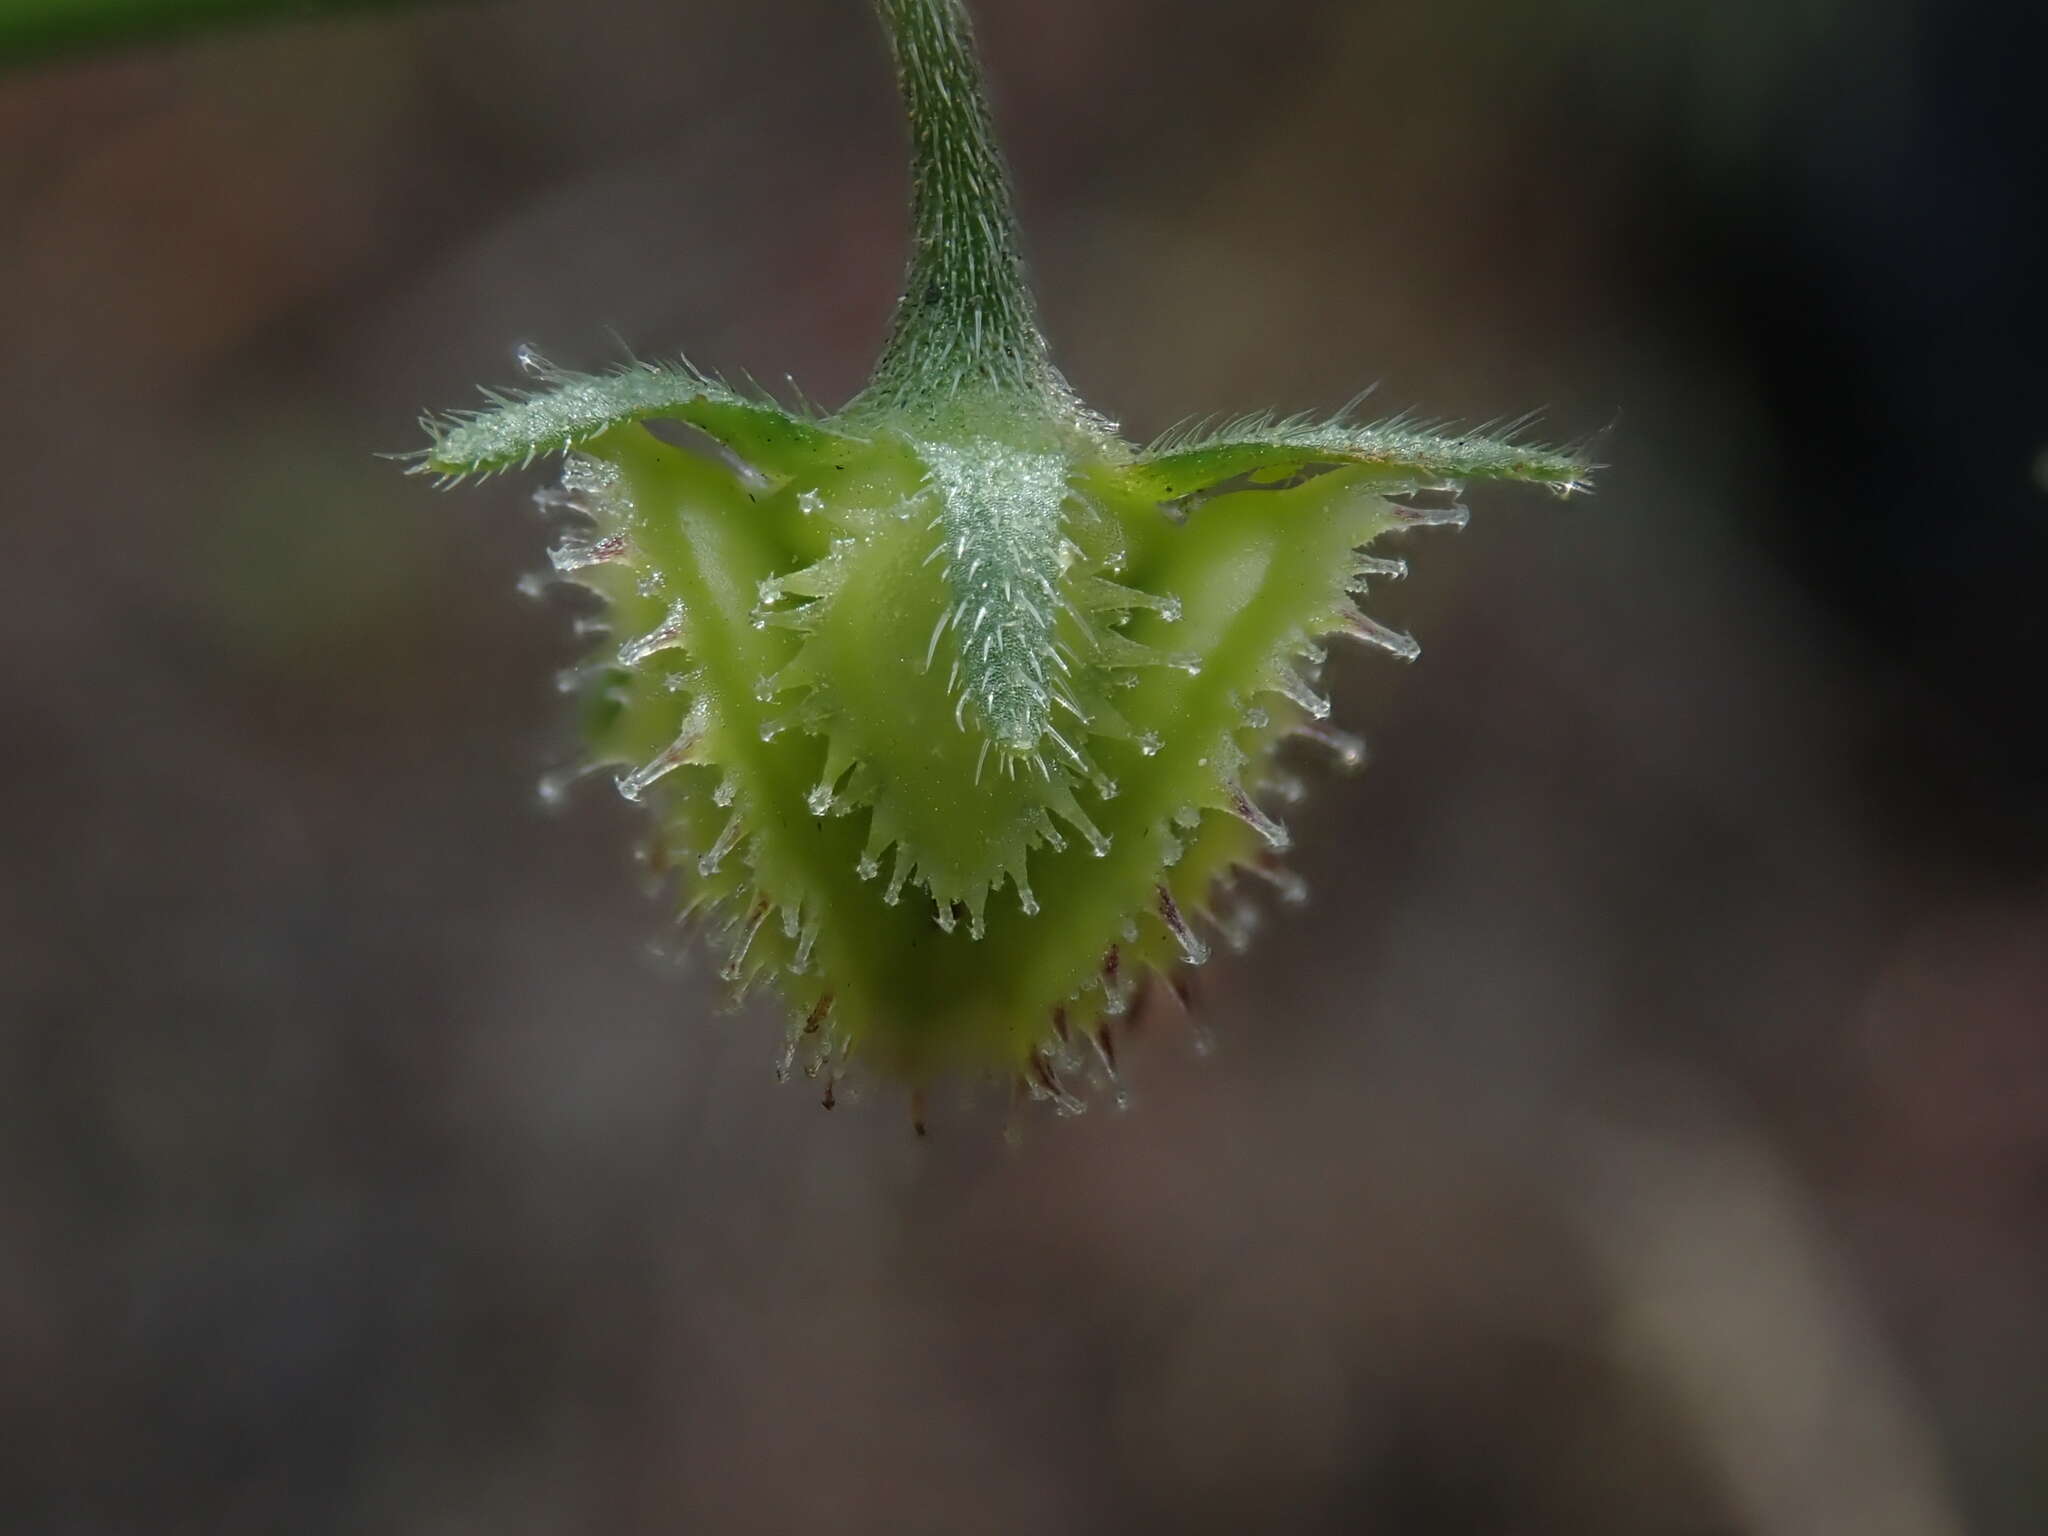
[0,0,438,67]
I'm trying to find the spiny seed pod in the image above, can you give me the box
[412,0,1591,1121]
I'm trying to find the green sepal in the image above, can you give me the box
[417,358,863,483]
[1129,411,1591,503]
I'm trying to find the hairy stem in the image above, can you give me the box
[853,0,1059,417]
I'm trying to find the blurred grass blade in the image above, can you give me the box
[0,0,440,67]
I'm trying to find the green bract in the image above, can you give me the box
[414,0,1590,1119]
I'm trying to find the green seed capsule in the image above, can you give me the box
[412,0,1591,1115]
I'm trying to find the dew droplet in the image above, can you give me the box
[562,455,619,497]
[1156,885,1211,967]
[1213,904,1259,953]
[535,762,596,810]
[1340,609,1420,662]
[790,923,820,974]
[697,810,745,876]
[614,721,706,802]
[618,599,689,668]
[1224,783,1290,851]
[548,532,627,573]
[1091,1026,1130,1110]
[1391,500,1470,529]
[1248,856,1310,905]
[1065,804,1110,857]
[720,899,771,982]
[1294,719,1366,770]
[1028,1052,1087,1117]
[1100,946,1127,1014]
[1273,669,1331,720]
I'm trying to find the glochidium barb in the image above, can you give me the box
[411,0,1593,1126]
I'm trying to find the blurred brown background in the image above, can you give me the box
[3,0,2045,1531]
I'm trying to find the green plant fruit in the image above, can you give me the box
[414,0,1590,1120]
